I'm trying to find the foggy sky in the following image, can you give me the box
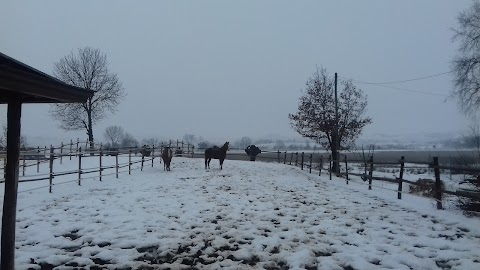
[0,0,473,145]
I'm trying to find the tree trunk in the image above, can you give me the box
[330,133,340,174]
[331,146,339,174]
[87,98,94,156]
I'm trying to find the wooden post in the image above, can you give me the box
[344,155,349,184]
[301,152,304,170]
[319,155,323,176]
[1,97,22,270]
[49,145,54,193]
[433,157,443,210]
[192,146,194,158]
[151,145,155,167]
[284,151,287,164]
[43,146,47,157]
[36,146,40,173]
[176,139,179,149]
[295,152,298,166]
[141,148,145,171]
[99,144,103,182]
[398,156,405,200]
[69,139,73,160]
[76,138,79,155]
[187,143,190,154]
[289,152,293,165]
[60,142,63,164]
[182,141,184,151]
[22,154,25,177]
[116,154,119,179]
[277,150,280,163]
[309,154,312,173]
[129,148,132,175]
[368,156,374,190]
[78,147,82,186]
[329,155,332,180]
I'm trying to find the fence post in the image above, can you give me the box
[433,157,443,210]
[284,151,287,164]
[289,152,293,165]
[176,140,179,149]
[319,155,323,176]
[78,147,82,186]
[187,143,190,154]
[60,142,63,164]
[295,152,299,166]
[277,150,280,163]
[141,148,145,171]
[309,154,312,173]
[192,146,194,158]
[129,148,132,175]
[99,143,103,182]
[22,152,26,177]
[398,156,405,200]
[76,138,79,155]
[44,146,47,157]
[116,154,119,179]
[182,141,184,152]
[344,155,349,184]
[368,156,374,190]
[151,145,155,167]
[301,152,304,170]
[329,155,332,180]
[49,145,54,193]
[69,139,73,160]
[37,146,40,173]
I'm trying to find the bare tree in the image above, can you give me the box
[183,134,196,144]
[235,136,252,149]
[50,47,125,150]
[452,1,480,114]
[103,126,124,147]
[141,137,161,147]
[1,125,27,148]
[120,132,138,148]
[289,67,372,172]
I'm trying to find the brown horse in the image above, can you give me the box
[205,142,229,170]
[162,147,173,171]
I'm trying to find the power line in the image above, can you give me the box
[338,71,452,97]
[355,81,449,97]
[350,71,452,85]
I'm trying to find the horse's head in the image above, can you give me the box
[224,142,230,151]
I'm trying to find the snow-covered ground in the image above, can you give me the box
[1,156,480,269]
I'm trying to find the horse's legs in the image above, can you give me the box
[205,157,208,169]
[220,158,223,170]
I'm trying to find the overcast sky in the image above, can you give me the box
[0,0,473,145]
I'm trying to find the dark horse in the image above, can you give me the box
[205,142,229,170]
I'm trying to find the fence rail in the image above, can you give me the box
[189,149,480,212]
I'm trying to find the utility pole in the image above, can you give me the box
[334,72,340,173]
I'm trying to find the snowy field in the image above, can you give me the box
[1,156,480,270]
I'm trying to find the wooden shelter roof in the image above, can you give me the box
[0,52,94,103]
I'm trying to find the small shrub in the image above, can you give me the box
[409,178,444,198]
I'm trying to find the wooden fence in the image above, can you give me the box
[193,149,480,212]
[0,139,195,193]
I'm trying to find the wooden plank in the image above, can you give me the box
[1,97,22,270]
